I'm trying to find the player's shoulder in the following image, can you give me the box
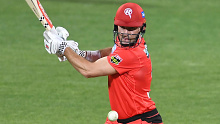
[111,47,142,64]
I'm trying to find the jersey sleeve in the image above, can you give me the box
[107,49,141,74]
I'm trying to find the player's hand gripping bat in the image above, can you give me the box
[25,0,74,59]
[25,0,64,54]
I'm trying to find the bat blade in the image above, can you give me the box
[25,0,54,30]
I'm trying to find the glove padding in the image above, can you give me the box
[57,40,79,55]
[58,50,85,62]
[55,26,70,61]
[56,27,69,40]
[55,27,80,62]
[57,40,80,61]
[43,26,80,62]
[43,30,64,54]
[43,26,70,54]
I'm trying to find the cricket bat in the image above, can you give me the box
[25,0,56,33]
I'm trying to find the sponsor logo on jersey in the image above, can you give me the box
[110,55,122,65]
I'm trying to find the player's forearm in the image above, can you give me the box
[65,47,113,78]
[65,47,92,78]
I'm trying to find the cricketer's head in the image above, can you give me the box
[113,3,146,48]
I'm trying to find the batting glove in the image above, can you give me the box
[56,27,69,40]
[56,40,80,61]
[43,30,64,54]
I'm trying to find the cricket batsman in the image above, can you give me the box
[43,2,163,124]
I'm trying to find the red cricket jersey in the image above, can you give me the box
[107,39,156,119]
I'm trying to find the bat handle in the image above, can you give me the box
[50,26,58,35]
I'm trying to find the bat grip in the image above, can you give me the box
[50,26,58,35]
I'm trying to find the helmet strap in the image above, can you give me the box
[113,24,118,32]
[140,23,146,36]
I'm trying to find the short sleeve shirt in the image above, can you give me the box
[107,39,156,119]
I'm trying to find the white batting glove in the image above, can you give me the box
[43,30,64,54]
[43,26,81,62]
[58,40,79,55]
[56,27,69,40]
[56,40,80,62]
[55,26,70,61]
[55,27,83,62]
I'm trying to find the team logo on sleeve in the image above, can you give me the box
[110,55,123,65]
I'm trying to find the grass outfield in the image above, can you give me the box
[0,0,219,123]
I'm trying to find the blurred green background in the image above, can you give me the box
[0,0,219,123]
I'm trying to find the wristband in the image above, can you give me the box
[85,50,101,62]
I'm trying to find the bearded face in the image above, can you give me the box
[114,26,142,48]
